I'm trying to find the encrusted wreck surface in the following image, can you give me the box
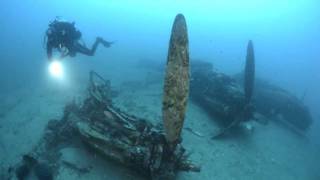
[190,60,313,132]
[190,61,247,127]
[251,78,313,131]
[5,71,199,180]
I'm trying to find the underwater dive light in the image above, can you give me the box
[49,60,64,78]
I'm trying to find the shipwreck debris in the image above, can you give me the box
[77,29,198,177]
[6,70,199,180]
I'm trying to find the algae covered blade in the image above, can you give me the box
[162,14,190,144]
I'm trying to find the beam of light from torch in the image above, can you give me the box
[48,60,64,79]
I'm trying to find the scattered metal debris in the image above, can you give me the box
[184,127,204,137]
[61,160,92,174]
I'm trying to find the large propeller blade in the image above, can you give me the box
[162,14,190,144]
[244,40,255,105]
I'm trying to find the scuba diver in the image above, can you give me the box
[45,18,113,61]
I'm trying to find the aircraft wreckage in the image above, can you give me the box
[191,40,256,137]
[136,42,313,136]
[190,41,312,137]
[4,14,199,180]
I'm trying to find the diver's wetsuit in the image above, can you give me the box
[46,20,111,60]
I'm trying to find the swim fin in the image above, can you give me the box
[97,37,113,47]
